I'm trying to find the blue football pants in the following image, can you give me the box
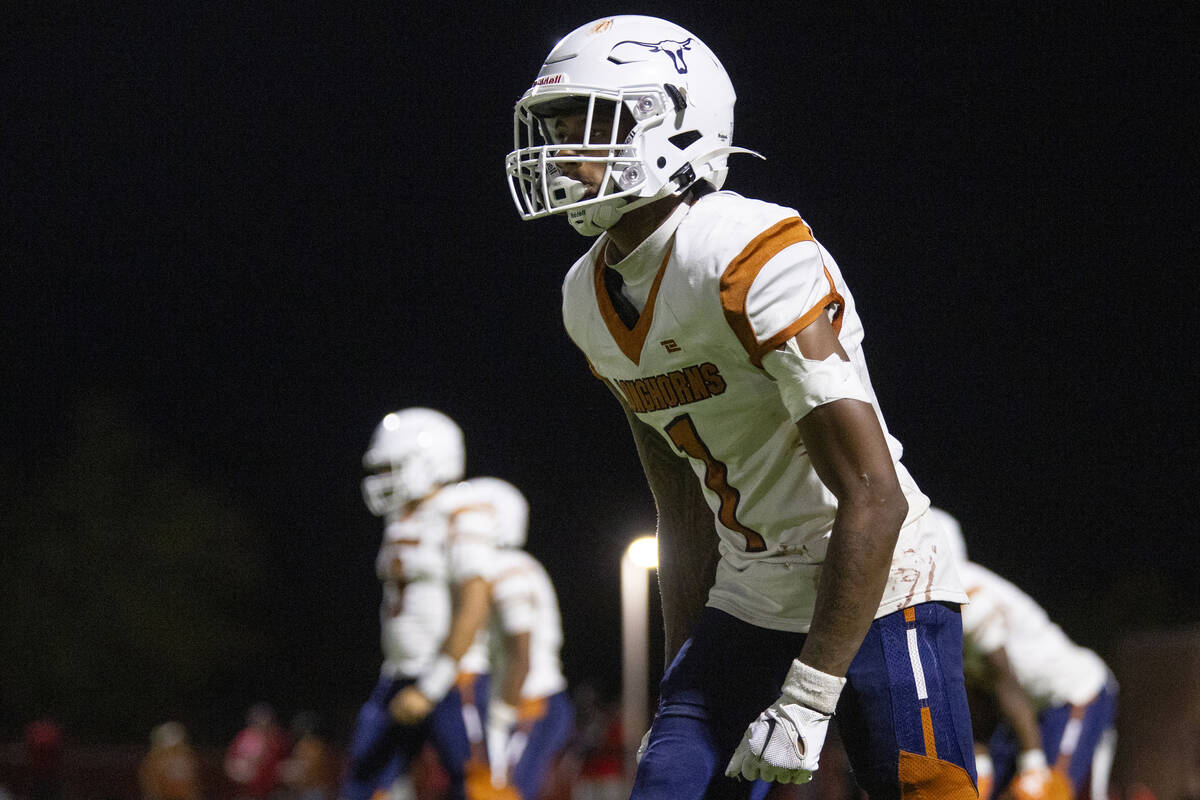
[632,603,977,799]
[503,690,575,800]
[341,672,490,800]
[986,674,1118,799]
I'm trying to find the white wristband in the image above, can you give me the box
[1018,749,1047,772]
[781,659,846,716]
[488,700,518,728]
[416,654,459,703]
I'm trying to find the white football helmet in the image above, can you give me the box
[361,408,465,516]
[468,476,529,548]
[506,15,762,236]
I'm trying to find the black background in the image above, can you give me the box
[5,2,1197,742]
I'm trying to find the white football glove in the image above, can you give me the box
[486,701,518,788]
[725,659,845,784]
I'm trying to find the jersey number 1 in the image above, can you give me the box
[664,414,766,552]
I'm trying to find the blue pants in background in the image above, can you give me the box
[341,672,490,800]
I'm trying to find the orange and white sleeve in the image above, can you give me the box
[490,567,537,634]
[719,216,844,364]
[447,503,500,583]
[721,217,872,420]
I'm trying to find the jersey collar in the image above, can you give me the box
[593,240,673,366]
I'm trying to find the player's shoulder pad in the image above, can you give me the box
[675,191,806,280]
[439,476,530,550]
[489,547,546,592]
[430,479,478,513]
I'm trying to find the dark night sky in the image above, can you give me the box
[5,2,1198,732]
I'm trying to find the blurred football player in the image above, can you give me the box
[463,478,574,800]
[506,15,976,799]
[390,475,572,800]
[341,408,490,800]
[929,508,1118,800]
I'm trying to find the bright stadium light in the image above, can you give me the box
[620,534,658,785]
[626,535,659,570]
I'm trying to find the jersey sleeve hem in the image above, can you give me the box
[755,288,845,360]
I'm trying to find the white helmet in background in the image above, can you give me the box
[927,507,968,565]
[468,476,530,548]
[361,408,465,516]
[506,15,762,236]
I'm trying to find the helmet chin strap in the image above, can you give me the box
[552,173,673,237]
[567,200,623,237]
[549,145,765,237]
[548,173,628,237]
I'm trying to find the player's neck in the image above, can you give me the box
[605,195,684,261]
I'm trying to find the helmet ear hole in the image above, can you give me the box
[668,130,703,150]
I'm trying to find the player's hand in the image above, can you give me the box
[390,686,435,724]
[724,659,845,784]
[1010,750,1072,800]
[486,701,518,788]
[395,653,458,725]
[725,701,829,783]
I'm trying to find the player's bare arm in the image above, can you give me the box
[792,313,908,678]
[486,627,534,791]
[441,576,492,661]
[985,646,1043,754]
[609,384,719,664]
[500,630,532,707]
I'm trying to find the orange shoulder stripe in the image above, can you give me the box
[720,218,842,367]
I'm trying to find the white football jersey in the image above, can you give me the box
[483,548,568,701]
[376,507,453,678]
[562,191,966,632]
[376,481,502,678]
[958,561,1108,707]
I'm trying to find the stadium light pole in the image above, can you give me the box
[620,534,658,785]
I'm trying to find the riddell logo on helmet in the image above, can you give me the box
[534,73,566,86]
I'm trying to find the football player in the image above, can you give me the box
[341,408,490,800]
[506,15,976,799]
[929,508,1118,800]
[460,478,574,800]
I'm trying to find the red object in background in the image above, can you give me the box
[224,705,291,799]
[21,718,65,797]
[576,715,623,782]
